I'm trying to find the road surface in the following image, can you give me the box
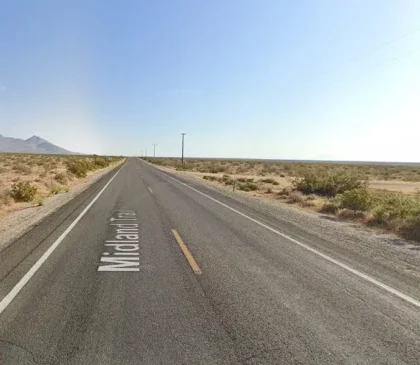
[0,158,419,364]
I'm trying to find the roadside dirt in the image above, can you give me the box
[369,180,420,192]
[0,162,124,252]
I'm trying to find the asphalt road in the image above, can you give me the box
[0,157,419,364]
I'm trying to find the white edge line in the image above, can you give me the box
[139,159,420,309]
[0,164,125,315]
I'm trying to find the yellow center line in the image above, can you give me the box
[171,229,202,275]
[148,186,153,194]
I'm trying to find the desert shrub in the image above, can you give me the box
[287,191,305,204]
[320,195,342,214]
[401,216,420,241]
[51,185,66,194]
[146,158,165,166]
[300,199,316,207]
[11,182,37,202]
[260,178,276,184]
[94,157,109,168]
[370,191,420,227]
[42,162,52,170]
[321,200,340,214]
[246,182,258,191]
[277,186,293,197]
[237,178,247,183]
[67,162,87,177]
[197,165,209,173]
[13,163,32,175]
[265,187,273,194]
[239,185,251,192]
[280,174,286,177]
[54,172,68,185]
[239,182,258,192]
[33,195,44,206]
[209,164,226,173]
[66,160,92,178]
[341,188,372,213]
[339,209,366,219]
[175,162,193,171]
[65,156,115,177]
[293,168,367,197]
[236,166,248,174]
[203,175,219,182]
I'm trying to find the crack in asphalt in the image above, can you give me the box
[239,346,289,364]
[226,344,293,365]
[0,338,44,364]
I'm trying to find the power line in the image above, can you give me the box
[345,26,420,66]
[378,26,420,48]
[305,25,420,82]
[370,46,420,68]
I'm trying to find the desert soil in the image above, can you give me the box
[0,162,124,252]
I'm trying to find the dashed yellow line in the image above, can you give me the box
[148,186,153,194]
[171,229,202,275]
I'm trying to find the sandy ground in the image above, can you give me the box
[0,161,124,252]
[155,168,420,194]
[369,180,420,192]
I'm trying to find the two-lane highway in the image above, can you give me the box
[0,158,419,364]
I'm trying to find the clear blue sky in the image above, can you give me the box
[1,1,419,161]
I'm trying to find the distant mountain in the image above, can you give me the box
[25,135,48,146]
[0,134,78,154]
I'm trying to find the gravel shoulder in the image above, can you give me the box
[0,162,124,252]
[150,163,420,285]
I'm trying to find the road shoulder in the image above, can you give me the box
[0,162,124,253]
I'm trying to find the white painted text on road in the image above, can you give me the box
[98,211,140,272]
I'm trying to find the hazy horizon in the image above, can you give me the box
[1,1,419,162]
[2,132,420,165]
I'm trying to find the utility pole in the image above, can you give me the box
[153,144,157,157]
[141,150,143,157]
[181,133,186,165]
[145,148,147,157]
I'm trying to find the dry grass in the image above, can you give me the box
[144,157,420,182]
[0,153,124,214]
[144,157,420,194]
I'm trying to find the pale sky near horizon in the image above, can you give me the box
[1,1,420,161]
